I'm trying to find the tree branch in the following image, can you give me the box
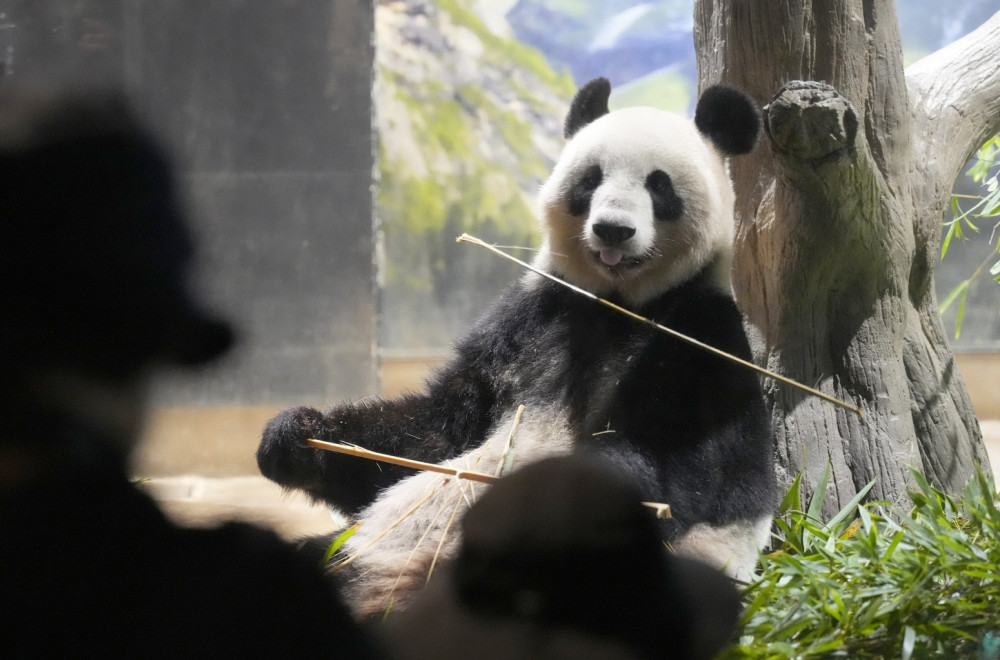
[906,11,1000,189]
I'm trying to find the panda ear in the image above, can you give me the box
[564,77,611,139]
[694,85,761,156]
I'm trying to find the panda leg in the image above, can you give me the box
[671,516,773,583]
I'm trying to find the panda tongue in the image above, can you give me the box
[600,248,623,266]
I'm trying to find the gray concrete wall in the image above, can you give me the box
[1,0,377,408]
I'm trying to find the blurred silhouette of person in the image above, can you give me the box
[383,455,742,660]
[0,83,382,658]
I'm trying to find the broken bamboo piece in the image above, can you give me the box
[305,438,672,519]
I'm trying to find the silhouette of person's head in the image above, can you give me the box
[0,86,385,660]
[0,84,232,459]
[386,455,741,660]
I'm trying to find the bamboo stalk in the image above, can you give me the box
[456,233,863,417]
[425,486,467,582]
[306,438,671,518]
[306,438,497,484]
[496,404,525,477]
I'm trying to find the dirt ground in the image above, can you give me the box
[141,420,1000,541]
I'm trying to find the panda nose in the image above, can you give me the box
[592,223,636,246]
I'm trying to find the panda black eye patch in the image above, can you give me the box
[645,169,684,221]
[568,164,603,216]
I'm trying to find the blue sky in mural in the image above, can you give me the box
[500,0,998,115]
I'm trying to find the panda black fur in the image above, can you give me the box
[257,78,776,618]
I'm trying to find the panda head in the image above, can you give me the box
[536,78,760,306]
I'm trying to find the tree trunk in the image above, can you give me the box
[693,1,1000,516]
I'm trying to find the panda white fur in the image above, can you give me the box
[257,77,776,619]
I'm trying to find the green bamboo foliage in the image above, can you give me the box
[725,467,1000,659]
[940,136,1000,339]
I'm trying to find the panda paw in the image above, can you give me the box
[256,406,333,492]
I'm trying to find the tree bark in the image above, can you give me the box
[693,1,1000,515]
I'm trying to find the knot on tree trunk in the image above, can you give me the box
[764,81,858,161]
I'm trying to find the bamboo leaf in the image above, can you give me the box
[955,286,969,339]
[321,522,362,564]
[806,463,831,523]
[902,625,916,660]
[939,280,970,313]
[942,220,959,259]
[779,472,803,515]
[825,479,876,536]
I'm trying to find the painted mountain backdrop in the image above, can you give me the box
[377,0,1000,350]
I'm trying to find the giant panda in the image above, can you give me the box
[257,77,776,619]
